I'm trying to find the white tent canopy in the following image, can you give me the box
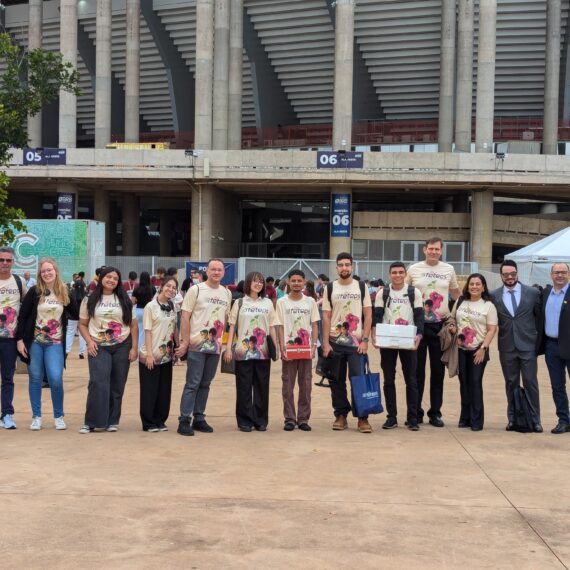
[507,226,570,285]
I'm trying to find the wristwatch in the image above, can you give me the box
[362,337,369,342]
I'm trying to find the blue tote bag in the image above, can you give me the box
[350,355,383,417]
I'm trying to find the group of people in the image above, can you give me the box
[0,239,569,436]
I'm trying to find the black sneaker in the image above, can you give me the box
[429,416,445,428]
[407,422,419,431]
[382,417,398,429]
[551,422,570,434]
[238,425,252,432]
[283,422,295,431]
[298,423,312,431]
[254,425,267,432]
[177,418,194,436]
[192,419,214,433]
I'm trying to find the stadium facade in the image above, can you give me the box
[3,0,570,267]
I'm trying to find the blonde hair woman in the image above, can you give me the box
[16,258,78,430]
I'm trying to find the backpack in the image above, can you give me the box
[382,285,418,325]
[512,386,535,433]
[326,280,366,308]
[13,274,23,300]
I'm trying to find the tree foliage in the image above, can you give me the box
[0,32,80,244]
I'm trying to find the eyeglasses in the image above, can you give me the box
[501,272,517,278]
[252,280,264,285]
[0,258,13,263]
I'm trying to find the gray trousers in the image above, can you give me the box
[179,351,220,421]
[85,337,132,428]
[499,350,541,424]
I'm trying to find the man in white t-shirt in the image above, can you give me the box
[405,237,461,427]
[322,252,373,433]
[0,247,27,430]
[373,262,424,431]
[276,269,320,432]
[175,258,232,436]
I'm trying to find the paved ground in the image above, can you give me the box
[1,344,570,569]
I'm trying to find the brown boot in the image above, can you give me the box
[358,418,372,433]
[332,415,348,430]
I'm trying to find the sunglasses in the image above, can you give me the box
[0,258,13,263]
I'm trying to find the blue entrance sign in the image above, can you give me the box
[317,151,364,169]
[186,261,236,286]
[331,194,351,237]
[23,148,67,166]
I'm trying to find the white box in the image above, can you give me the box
[375,323,417,350]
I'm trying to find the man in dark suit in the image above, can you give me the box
[540,262,570,434]
[491,260,542,432]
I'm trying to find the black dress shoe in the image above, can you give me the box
[192,420,214,433]
[458,421,471,428]
[238,425,252,432]
[283,422,295,431]
[254,425,267,432]
[429,417,444,428]
[471,426,483,431]
[505,422,515,431]
[298,423,312,431]
[551,422,569,434]
[533,424,543,433]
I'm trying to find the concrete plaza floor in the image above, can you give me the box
[1,345,570,569]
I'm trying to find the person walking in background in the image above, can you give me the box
[78,266,138,433]
[265,276,277,308]
[123,271,138,299]
[449,274,497,431]
[23,270,36,288]
[276,269,320,432]
[0,246,26,430]
[16,258,78,431]
[66,274,88,359]
[132,271,154,351]
[139,276,178,432]
[405,237,461,427]
[540,263,570,434]
[224,271,279,432]
[151,267,166,291]
[491,260,543,432]
[175,259,232,436]
[304,280,317,301]
[322,252,373,433]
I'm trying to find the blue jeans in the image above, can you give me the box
[544,338,570,425]
[179,351,220,421]
[66,319,87,355]
[0,339,18,417]
[28,341,65,418]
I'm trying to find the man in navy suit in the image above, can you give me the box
[491,260,542,432]
[540,262,570,434]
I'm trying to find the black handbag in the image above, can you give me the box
[267,335,278,361]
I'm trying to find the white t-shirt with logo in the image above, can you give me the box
[275,295,320,347]
[322,280,372,346]
[181,283,232,354]
[140,299,177,364]
[452,298,498,350]
[375,285,423,326]
[405,260,459,322]
[35,292,64,345]
[80,295,135,346]
[0,275,26,339]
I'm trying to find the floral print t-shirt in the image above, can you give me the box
[34,292,63,345]
[140,299,177,364]
[80,295,134,346]
[0,276,26,339]
[453,298,498,350]
[275,295,320,347]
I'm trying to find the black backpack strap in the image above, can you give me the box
[407,285,415,306]
[382,286,390,308]
[13,274,23,300]
[456,296,465,311]
[358,280,365,301]
[326,281,333,306]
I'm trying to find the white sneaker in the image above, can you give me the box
[30,417,42,431]
[79,425,92,434]
[54,417,67,430]
[106,425,118,432]
[3,414,17,429]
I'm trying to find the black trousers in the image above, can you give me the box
[458,349,488,429]
[329,342,368,420]
[235,359,271,428]
[416,322,445,419]
[380,348,418,423]
[139,361,173,430]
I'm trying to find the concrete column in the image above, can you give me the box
[213,0,230,149]
[543,0,562,155]
[160,210,172,256]
[332,0,355,149]
[329,187,352,260]
[438,0,456,153]
[455,0,475,153]
[122,194,140,256]
[95,0,113,148]
[94,188,111,254]
[540,202,558,214]
[470,189,493,267]
[125,0,140,143]
[59,0,78,148]
[228,0,244,150]
[195,0,215,150]
[56,182,78,219]
[475,0,497,153]
[27,0,43,147]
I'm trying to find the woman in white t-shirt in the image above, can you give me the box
[78,266,138,433]
[16,258,78,431]
[450,273,498,431]
[224,271,279,432]
[138,276,178,432]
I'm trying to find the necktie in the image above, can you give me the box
[509,290,518,316]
